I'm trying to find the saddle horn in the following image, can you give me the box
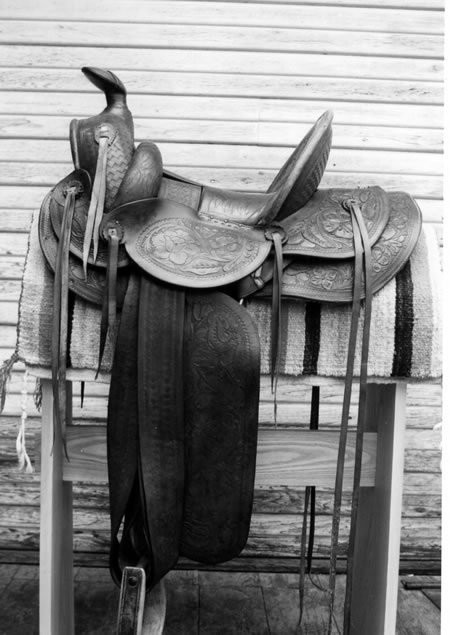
[81,66,127,107]
[70,68,135,274]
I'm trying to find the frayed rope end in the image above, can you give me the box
[16,369,34,474]
[0,352,19,413]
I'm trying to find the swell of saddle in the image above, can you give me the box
[69,67,135,212]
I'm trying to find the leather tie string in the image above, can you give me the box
[82,126,110,277]
[51,183,79,456]
[266,225,286,423]
[98,227,120,377]
[298,385,320,630]
[342,200,373,635]
[327,199,370,635]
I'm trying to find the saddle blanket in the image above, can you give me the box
[17,209,442,381]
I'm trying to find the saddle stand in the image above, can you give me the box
[38,67,422,635]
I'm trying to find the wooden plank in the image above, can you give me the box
[0,179,443,214]
[396,587,441,634]
[422,589,441,610]
[0,179,442,216]
[0,550,441,575]
[0,434,441,477]
[0,151,442,187]
[0,301,19,324]
[0,256,26,278]
[0,93,443,128]
[0,69,443,104]
[0,2,443,34]
[0,187,443,228]
[0,46,443,82]
[0,279,22,301]
[0,512,440,557]
[0,475,441,517]
[0,120,443,154]
[1,137,444,175]
[402,576,441,589]
[204,0,444,8]
[0,22,443,58]
[0,210,33,233]
[3,371,442,406]
[0,234,28,256]
[0,383,442,429]
[0,506,440,545]
[60,426,377,486]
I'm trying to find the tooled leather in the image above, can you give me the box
[133,219,269,284]
[277,140,331,220]
[72,107,134,212]
[39,193,129,307]
[268,111,333,220]
[199,187,278,225]
[277,191,422,302]
[181,292,260,562]
[136,276,185,587]
[112,143,163,209]
[158,177,202,210]
[105,132,135,209]
[281,186,389,257]
[49,172,120,268]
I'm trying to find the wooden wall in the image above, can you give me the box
[0,0,443,571]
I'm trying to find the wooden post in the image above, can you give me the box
[348,382,407,634]
[39,378,74,635]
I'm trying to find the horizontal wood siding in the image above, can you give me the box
[0,0,442,568]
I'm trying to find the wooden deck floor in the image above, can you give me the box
[0,565,440,634]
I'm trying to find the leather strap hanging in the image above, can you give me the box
[327,201,365,634]
[51,181,82,453]
[298,385,320,628]
[342,201,373,634]
[82,126,110,276]
[98,227,121,376]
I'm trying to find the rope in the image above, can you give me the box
[16,369,33,473]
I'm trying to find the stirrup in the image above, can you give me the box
[116,566,146,634]
[116,569,167,634]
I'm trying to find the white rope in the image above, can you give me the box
[16,369,33,473]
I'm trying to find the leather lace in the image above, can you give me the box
[82,129,109,276]
[343,201,373,635]
[98,228,120,377]
[327,199,373,634]
[51,185,78,456]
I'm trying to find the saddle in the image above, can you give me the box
[39,67,422,633]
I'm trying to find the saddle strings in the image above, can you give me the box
[82,127,109,277]
[298,385,320,630]
[51,184,78,457]
[326,201,364,634]
[342,202,373,634]
[97,228,120,377]
[269,228,285,423]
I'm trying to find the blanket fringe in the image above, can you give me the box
[33,378,42,412]
[0,351,19,413]
[16,369,33,473]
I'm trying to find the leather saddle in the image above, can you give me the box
[39,67,421,628]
